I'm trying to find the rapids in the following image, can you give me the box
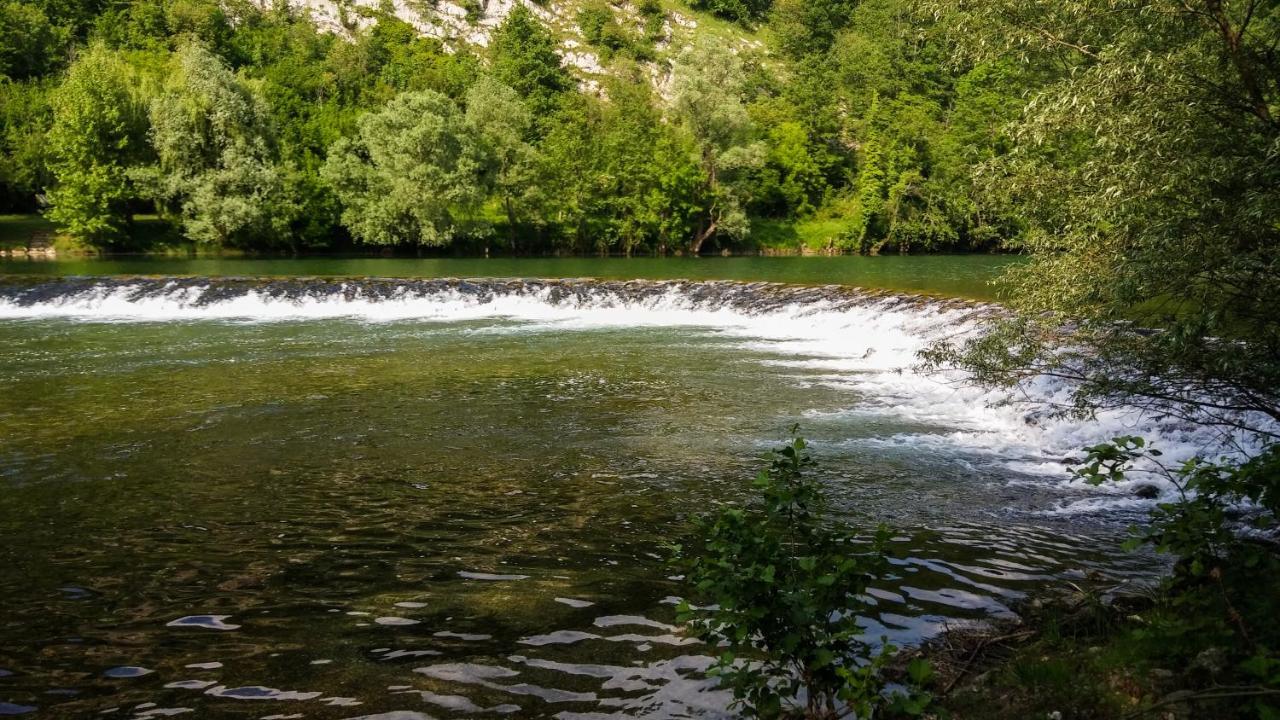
[0,276,1256,496]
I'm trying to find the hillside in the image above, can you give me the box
[275,0,767,93]
[0,0,1034,256]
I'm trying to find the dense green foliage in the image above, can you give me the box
[142,44,296,247]
[0,0,1045,254]
[673,434,933,719]
[917,3,1280,716]
[43,44,147,245]
[1054,437,1280,718]
[924,0,1280,433]
[323,90,485,246]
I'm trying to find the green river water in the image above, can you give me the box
[0,255,1015,300]
[0,257,1166,719]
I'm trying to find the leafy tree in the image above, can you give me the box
[577,0,648,61]
[673,433,933,719]
[669,39,766,253]
[578,1,614,47]
[38,0,111,39]
[322,90,484,246]
[537,94,606,251]
[0,1,68,80]
[45,44,148,245]
[465,75,542,249]
[164,0,234,51]
[595,76,700,254]
[637,0,665,42]
[771,0,856,58]
[141,43,295,248]
[90,0,170,52]
[0,80,55,212]
[357,15,480,100]
[536,79,700,255]
[489,5,571,118]
[926,0,1280,434]
[689,0,772,24]
[845,96,888,252]
[1070,437,1280,717]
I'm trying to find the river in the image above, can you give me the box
[0,255,1014,300]
[0,259,1225,719]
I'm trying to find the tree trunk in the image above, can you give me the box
[504,197,518,253]
[690,220,717,255]
[1203,0,1275,126]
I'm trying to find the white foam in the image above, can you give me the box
[2,279,1271,514]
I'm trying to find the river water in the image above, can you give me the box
[0,255,1015,300]
[0,261,1237,719]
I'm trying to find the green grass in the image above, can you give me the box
[0,214,58,250]
[937,602,1147,719]
[0,214,188,254]
[749,216,857,254]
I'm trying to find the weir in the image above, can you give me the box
[0,275,1259,507]
[0,276,991,317]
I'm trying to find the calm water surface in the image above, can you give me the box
[0,255,1017,300]
[0,264,1155,720]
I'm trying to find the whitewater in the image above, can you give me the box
[0,275,1268,513]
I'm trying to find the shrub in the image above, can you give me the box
[1073,437,1280,716]
[672,432,932,719]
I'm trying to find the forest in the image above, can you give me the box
[0,0,1036,255]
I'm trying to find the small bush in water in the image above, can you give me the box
[671,432,932,719]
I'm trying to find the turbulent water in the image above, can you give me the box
[0,276,1255,719]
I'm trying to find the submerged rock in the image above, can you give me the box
[1132,484,1161,500]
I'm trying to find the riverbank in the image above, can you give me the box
[913,562,1280,720]
[0,213,1014,259]
[0,214,184,257]
[0,214,59,258]
[914,586,1162,719]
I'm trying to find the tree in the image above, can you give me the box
[322,90,484,247]
[45,44,147,245]
[597,77,700,255]
[689,0,773,24]
[537,93,607,252]
[489,4,571,119]
[925,0,1280,435]
[771,0,856,58]
[0,1,68,81]
[465,75,541,250]
[0,80,55,212]
[142,43,295,248]
[669,39,766,253]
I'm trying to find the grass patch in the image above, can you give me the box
[0,214,58,250]
[0,213,188,254]
[748,216,857,254]
[924,580,1280,720]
